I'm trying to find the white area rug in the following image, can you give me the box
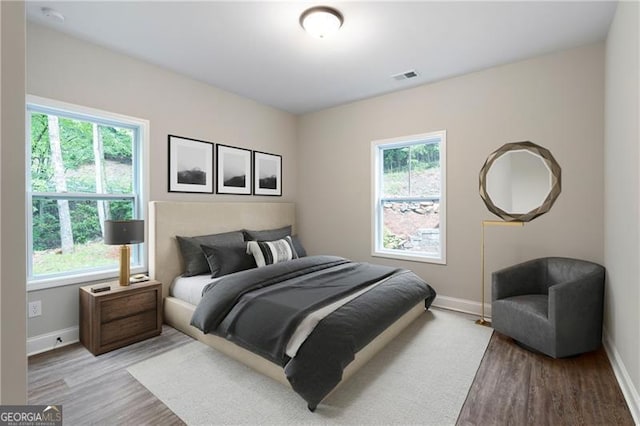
[128,309,492,425]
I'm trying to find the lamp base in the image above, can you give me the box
[119,244,130,286]
[475,319,492,327]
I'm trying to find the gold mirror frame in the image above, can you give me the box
[479,141,561,222]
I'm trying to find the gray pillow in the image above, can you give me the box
[200,243,257,277]
[243,225,292,242]
[177,231,244,276]
[291,235,307,257]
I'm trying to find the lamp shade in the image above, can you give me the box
[104,220,144,245]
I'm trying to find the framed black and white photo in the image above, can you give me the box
[253,151,282,196]
[216,144,252,195]
[168,135,214,193]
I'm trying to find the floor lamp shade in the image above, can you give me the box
[104,220,144,286]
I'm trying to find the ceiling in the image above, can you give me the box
[26,1,617,115]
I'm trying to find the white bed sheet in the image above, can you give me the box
[170,274,219,306]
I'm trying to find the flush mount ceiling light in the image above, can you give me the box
[300,6,343,39]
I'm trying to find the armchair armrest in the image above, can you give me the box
[548,268,605,325]
[492,259,545,301]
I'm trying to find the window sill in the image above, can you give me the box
[27,266,146,291]
[372,251,446,265]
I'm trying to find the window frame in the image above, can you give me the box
[26,95,150,290]
[371,130,447,264]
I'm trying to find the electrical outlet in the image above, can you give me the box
[28,301,42,318]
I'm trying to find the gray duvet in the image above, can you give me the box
[191,255,436,410]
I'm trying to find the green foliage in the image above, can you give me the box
[30,112,134,192]
[57,118,133,168]
[384,147,409,174]
[30,111,137,253]
[101,126,134,163]
[70,202,101,245]
[30,113,53,192]
[383,143,440,173]
[383,228,405,250]
[32,199,133,251]
[32,240,119,275]
[59,117,94,168]
[109,201,134,221]
[32,201,60,251]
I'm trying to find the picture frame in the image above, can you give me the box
[216,144,252,195]
[253,151,282,196]
[168,135,214,193]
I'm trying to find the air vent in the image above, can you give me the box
[392,69,419,81]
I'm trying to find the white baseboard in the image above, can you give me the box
[27,326,79,357]
[603,328,640,424]
[432,294,492,319]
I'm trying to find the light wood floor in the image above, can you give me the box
[28,325,190,425]
[29,322,634,425]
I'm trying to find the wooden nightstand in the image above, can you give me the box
[79,280,162,355]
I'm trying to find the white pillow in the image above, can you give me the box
[246,236,298,267]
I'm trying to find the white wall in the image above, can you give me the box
[298,44,605,311]
[26,24,298,338]
[604,1,640,420]
[27,23,297,204]
[0,0,27,403]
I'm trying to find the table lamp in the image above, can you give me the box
[104,220,144,286]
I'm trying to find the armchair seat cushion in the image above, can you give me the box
[493,295,553,356]
[499,294,549,319]
[491,257,604,358]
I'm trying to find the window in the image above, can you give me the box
[27,96,148,289]
[371,130,446,264]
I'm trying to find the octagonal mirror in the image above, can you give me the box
[479,141,561,222]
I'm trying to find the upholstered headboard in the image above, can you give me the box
[149,201,296,299]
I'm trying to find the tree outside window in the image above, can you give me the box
[27,99,145,285]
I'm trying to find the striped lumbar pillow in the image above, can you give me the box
[246,236,298,267]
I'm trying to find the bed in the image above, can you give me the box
[149,201,435,410]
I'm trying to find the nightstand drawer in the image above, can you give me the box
[101,291,157,323]
[80,280,162,355]
[101,310,158,346]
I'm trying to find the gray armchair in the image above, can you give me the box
[491,257,605,358]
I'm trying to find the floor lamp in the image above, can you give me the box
[476,220,524,326]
